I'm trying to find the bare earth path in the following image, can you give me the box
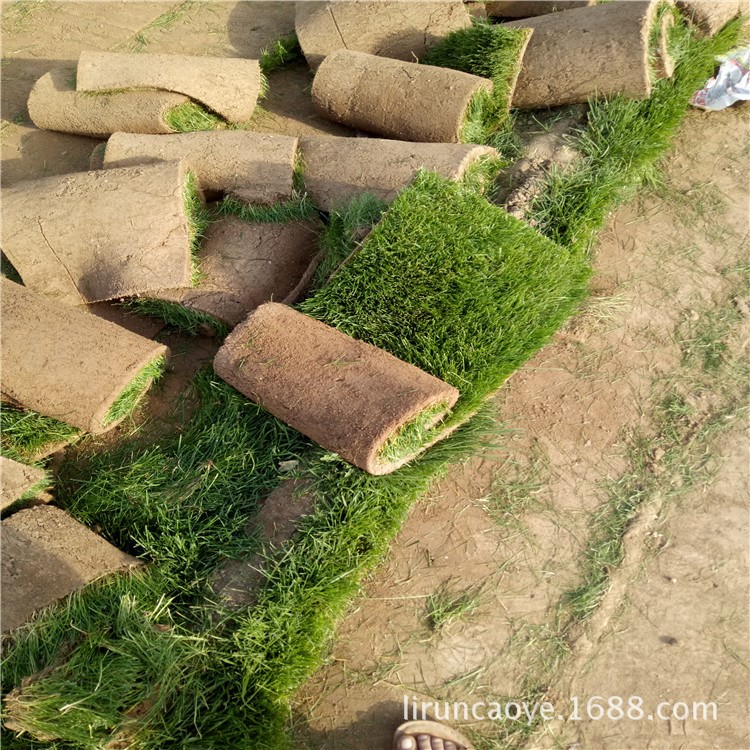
[1,4,748,750]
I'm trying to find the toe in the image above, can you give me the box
[444,743,457,750]
[397,737,417,750]
[431,738,445,750]
[417,735,433,750]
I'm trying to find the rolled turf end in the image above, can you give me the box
[421,23,533,144]
[101,354,167,428]
[0,406,80,463]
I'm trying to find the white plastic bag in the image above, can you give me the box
[691,47,750,111]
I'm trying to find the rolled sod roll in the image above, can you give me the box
[135,217,320,328]
[214,303,460,475]
[486,0,594,17]
[295,0,473,71]
[1,162,195,306]
[76,52,262,124]
[311,50,493,142]
[504,0,673,109]
[27,69,189,138]
[0,457,48,512]
[1,279,169,434]
[299,135,497,210]
[102,131,298,204]
[1,505,140,633]
[676,0,745,36]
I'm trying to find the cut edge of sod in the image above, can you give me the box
[101,354,167,428]
[183,169,211,286]
[422,22,533,144]
[19,474,53,502]
[217,193,319,224]
[0,405,81,464]
[124,297,230,338]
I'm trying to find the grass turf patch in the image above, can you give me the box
[0,405,80,463]
[421,21,532,145]
[301,171,591,431]
[259,32,302,74]
[164,101,227,132]
[183,170,211,285]
[377,401,452,466]
[101,355,167,428]
[124,297,229,337]
[217,193,318,224]
[529,16,744,253]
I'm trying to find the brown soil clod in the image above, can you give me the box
[143,217,322,328]
[299,135,498,211]
[0,457,49,513]
[311,49,493,142]
[0,279,169,435]
[676,0,745,36]
[504,0,669,109]
[0,505,141,633]
[76,51,262,124]
[213,302,460,475]
[1,161,194,306]
[486,0,595,17]
[102,131,299,204]
[295,0,473,71]
[27,68,189,138]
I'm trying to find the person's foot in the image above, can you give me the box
[393,721,471,750]
[395,733,463,750]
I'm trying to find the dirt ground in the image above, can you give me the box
[1,3,748,750]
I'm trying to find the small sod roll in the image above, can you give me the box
[1,279,168,435]
[311,50,493,143]
[213,302,460,475]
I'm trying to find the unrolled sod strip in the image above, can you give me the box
[132,217,320,329]
[299,136,498,211]
[486,0,594,17]
[0,457,49,512]
[1,162,194,306]
[1,279,169,435]
[295,0,472,71]
[214,302,460,475]
[504,0,674,109]
[676,0,745,37]
[102,131,298,204]
[27,69,189,137]
[1,505,140,633]
[76,51,262,124]
[311,50,493,143]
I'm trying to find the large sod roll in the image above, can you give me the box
[486,0,594,17]
[131,217,320,330]
[0,457,48,512]
[27,69,189,137]
[295,0,473,70]
[1,279,169,435]
[311,50,493,142]
[76,52,262,124]
[299,135,497,211]
[1,162,195,306]
[1,505,140,633]
[214,302,460,475]
[504,0,674,109]
[676,0,745,36]
[102,131,299,204]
